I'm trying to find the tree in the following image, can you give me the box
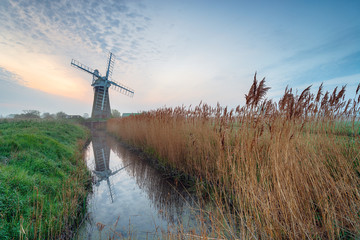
[23,110,40,118]
[14,110,41,119]
[111,109,121,118]
[42,112,54,119]
[56,111,68,119]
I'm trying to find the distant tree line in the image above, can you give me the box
[1,109,122,119]
[3,110,89,120]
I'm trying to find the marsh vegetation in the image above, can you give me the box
[108,75,360,239]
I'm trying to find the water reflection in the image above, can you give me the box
[108,137,195,223]
[77,130,198,239]
[91,131,129,203]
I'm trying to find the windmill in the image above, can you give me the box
[71,52,134,119]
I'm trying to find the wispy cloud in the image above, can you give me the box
[261,26,360,97]
[0,0,359,116]
[0,67,26,85]
[0,0,157,103]
[0,0,154,59]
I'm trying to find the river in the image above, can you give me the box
[76,130,200,239]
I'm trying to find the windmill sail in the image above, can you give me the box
[109,80,134,97]
[105,52,115,80]
[71,59,97,77]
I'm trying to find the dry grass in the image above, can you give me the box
[108,74,360,239]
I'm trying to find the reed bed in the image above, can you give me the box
[108,74,360,239]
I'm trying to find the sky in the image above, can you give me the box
[0,0,359,117]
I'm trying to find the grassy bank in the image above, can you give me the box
[0,120,90,239]
[108,77,360,239]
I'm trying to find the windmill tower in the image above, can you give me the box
[71,52,134,119]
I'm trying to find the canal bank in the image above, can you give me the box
[0,120,91,239]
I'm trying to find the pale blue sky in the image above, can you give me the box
[0,0,359,116]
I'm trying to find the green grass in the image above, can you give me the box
[0,119,90,239]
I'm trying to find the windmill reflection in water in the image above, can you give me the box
[91,130,129,203]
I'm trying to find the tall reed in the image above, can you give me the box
[108,74,360,239]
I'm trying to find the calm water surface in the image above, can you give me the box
[76,130,199,239]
